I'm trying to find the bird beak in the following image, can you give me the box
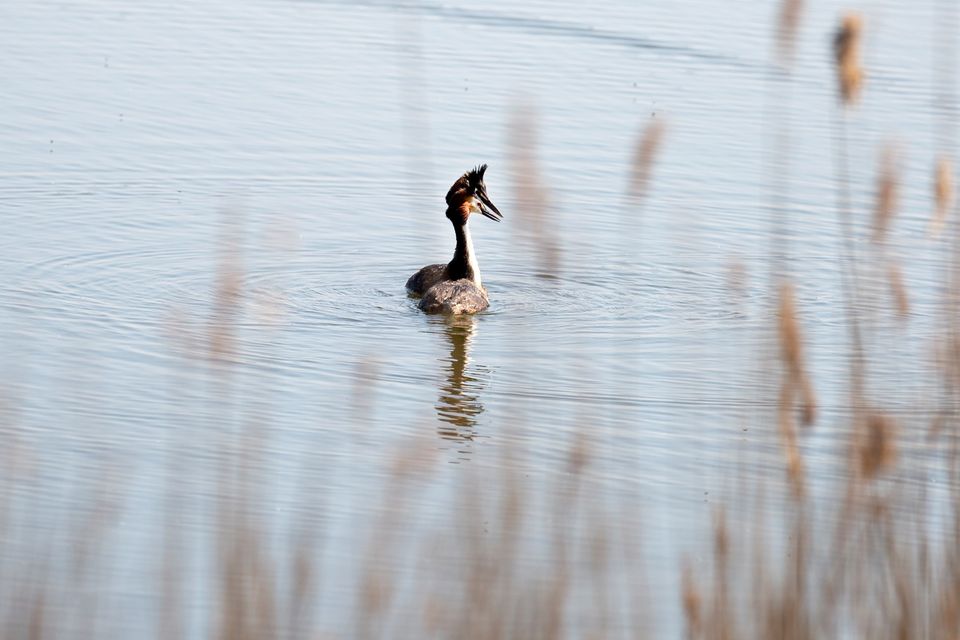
[477,191,503,222]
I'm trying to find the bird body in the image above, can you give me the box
[407,165,502,314]
[419,279,489,315]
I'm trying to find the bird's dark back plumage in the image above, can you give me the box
[418,279,489,315]
[406,263,447,295]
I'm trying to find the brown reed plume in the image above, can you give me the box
[871,145,910,319]
[931,154,955,236]
[209,208,245,361]
[508,103,560,278]
[833,13,864,105]
[872,146,899,244]
[777,282,815,498]
[856,413,897,480]
[627,119,666,205]
[886,263,910,319]
[775,0,804,65]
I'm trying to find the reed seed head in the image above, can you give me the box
[628,119,666,202]
[858,413,896,479]
[777,283,806,378]
[932,155,955,235]
[887,263,910,319]
[834,13,865,105]
[776,0,804,65]
[681,562,702,635]
[873,146,899,243]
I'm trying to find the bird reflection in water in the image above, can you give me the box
[435,314,487,459]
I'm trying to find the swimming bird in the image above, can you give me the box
[406,165,503,314]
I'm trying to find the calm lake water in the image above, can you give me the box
[1,0,955,636]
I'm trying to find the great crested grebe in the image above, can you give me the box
[406,164,503,314]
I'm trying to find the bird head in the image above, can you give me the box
[445,164,503,224]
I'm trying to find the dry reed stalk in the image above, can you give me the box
[777,283,815,500]
[829,15,868,406]
[411,422,639,640]
[857,413,897,480]
[872,146,899,244]
[209,209,245,361]
[887,263,910,319]
[205,213,305,640]
[357,438,436,638]
[508,104,560,277]
[777,382,805,499]
[627,119,666,205]
[710,508,734,640]
[775,0,804,65]
[676,8,960,640]
[777,284,802,381]
[778,284,817,424]
[681,561,702,639]
[726,259,746,297]
[214,423,281,640]
[834,13,865,105]
[287,539,317,638]
[868,146,911,321]
[931,154,955,236]
[26,590,45,640]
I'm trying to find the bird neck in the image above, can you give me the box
[447,213,481,287]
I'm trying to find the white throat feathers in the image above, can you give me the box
[462,222,481,288]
